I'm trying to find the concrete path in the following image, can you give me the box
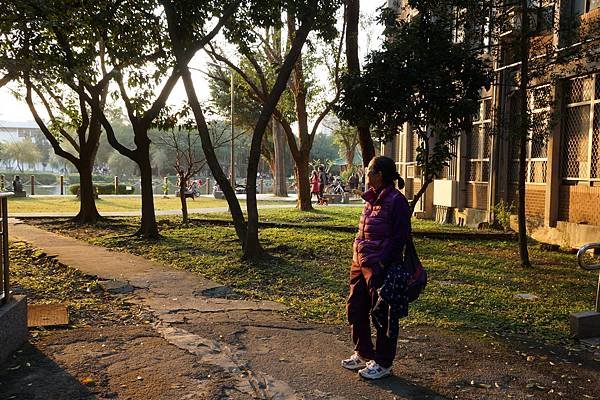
[10,221,598,400]
[8,221,446,400]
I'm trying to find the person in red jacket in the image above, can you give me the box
[310,170,321,203]
[341,156,411,380]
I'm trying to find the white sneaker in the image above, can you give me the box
[358,360,392,380]
[341,353,368,370]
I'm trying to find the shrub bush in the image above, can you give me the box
[69,184,135,195]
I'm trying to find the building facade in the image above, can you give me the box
[384,0,600,248]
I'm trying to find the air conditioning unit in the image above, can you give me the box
[433,179,458,208]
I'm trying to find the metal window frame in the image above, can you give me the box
[508,85,551,184]
[467,98,492,183]
[562,73,600,183]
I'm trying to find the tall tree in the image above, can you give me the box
[165,0,342,258]
[2,0,112,223]
[337,2,492,210]
[207,65,287,195]
[80,0,240,238]
[344,0,375,167]
[206,6,345,211]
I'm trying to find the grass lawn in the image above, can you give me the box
[197,206,477,233]
[9,241,149,328]
[31,214,598,345]
[6,195,291,213]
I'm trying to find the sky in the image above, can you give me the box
[0,2,385,124]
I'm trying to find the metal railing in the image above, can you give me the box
[577,242,600,313]
[0,192,13,305]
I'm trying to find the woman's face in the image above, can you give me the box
[365,159,383,190]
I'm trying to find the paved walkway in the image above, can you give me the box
[8,222,599,400]
[8,221,445,400]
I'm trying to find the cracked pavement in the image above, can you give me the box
[7,221,600,400]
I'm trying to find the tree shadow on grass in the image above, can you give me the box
[0,342,96,400]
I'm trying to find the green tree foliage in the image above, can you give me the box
[310,132,339,163]
[337,1,492,209]
[166,0,343,258]
[0,0,112,223]
[331,119,358,167]
[2,139,42,172]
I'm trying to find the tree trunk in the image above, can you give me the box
[272,120,288,197]
[517,0,532,268]
[345,0,375,167]
[294,153,312,211]
[271,26,288,198]
[137,150,160,239]
[345,148,355,169]
[409,175,433,213]
[244,4,318,260]
[75,158,100,224]
[178,63,248,245]
[179,174,189,224]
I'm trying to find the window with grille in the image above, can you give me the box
[571,0,600,15]
[509,86,550,184]
[467,98,492,182]
[403,127,421,179]
[561,74,600,182]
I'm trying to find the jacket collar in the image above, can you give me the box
[361,184,396,205]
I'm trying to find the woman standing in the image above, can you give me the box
[341,156,411,379]
[310,170,321,203]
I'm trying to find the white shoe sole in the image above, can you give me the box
[341,361,367,371]
[359,369,392,380]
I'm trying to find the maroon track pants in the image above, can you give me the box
[346,262,397,368]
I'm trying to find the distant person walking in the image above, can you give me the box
[310,170,320,203]
[341,156,411,380]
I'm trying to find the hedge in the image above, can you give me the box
[69,184,135,195]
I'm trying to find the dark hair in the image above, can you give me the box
[371,156,405,189]
[318,165,324,171]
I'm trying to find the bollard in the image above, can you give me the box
[60,175,64,195]
[114,176,119,195]
[206,178,211,195]
[30,175,35,196]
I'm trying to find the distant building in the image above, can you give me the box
[382,1,600,249]
[0,120,42,144]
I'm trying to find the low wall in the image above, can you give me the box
[0,295,28,365]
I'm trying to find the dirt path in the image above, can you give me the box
[4,221,599,400]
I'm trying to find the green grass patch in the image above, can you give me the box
[31,215,597,345]
[197,206,478,233]
[9,241,151,328]
[6,195,289,214]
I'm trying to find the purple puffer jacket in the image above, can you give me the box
[353,184,411,269]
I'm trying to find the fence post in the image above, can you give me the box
[0,175,4,191]
[163,176,168,196]
[114,176,119,195]
[260,178,264,194]
[30,175,35,196]
[206,178,211,195]
[60,175,64,195]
